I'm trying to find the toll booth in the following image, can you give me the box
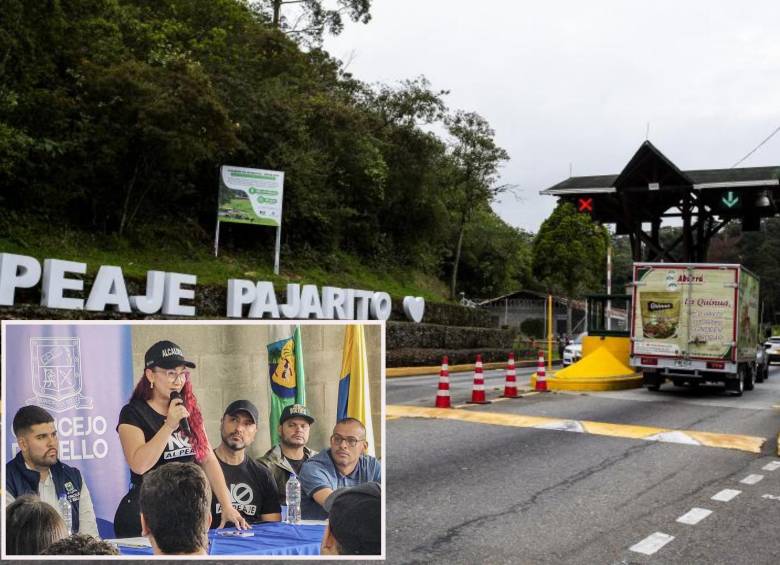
[586,294,631,338]
[540,141,780,261]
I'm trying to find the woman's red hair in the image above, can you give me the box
[130,374,208,462]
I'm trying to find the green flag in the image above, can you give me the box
[267,325,306,445]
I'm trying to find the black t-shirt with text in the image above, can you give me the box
[117,398,196,485]
[287,456,305,476]
[210,453,281,527]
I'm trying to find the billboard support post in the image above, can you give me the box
[274,224,281,275]
[214,219,221,257]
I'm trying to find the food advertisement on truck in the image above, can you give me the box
[632,265,746,360]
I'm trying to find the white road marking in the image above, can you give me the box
[740,474,764,485]
[762,494,780,501]
[534,420,586,433]
[762,461,780,471]
[676,507,712,525]
[712,489,741,502]
[629,532,675,555]
[644,430,701,446]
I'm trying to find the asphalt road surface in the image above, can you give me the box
[386,365,780,564]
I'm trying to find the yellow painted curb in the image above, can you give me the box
[530,371,643,391]
[386,404,765,454]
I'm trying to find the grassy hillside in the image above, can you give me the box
[0,212,451,301]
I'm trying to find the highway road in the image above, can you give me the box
[385,365,780,564]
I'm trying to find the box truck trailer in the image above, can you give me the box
[629,263,760,396]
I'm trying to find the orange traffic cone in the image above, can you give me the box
[535,350,548,392]
[435,356,452,408]
[502,352,520,398]
[467,354,491,404]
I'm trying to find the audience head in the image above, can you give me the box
[321,482,381,555]
[12,405,58,470]
[41,534,120,555]
[278,403,315,449]
[139,462,212,555]
[6,494,68,555]
[330,417,368,467]
[220,399,259,451]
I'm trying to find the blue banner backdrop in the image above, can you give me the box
[5,324,134,538]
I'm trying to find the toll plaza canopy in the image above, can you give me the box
[540,141,780,261]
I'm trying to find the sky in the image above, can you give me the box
[323,0,780,233]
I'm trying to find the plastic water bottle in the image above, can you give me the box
[285,473,301,524]
[58,494,73,534]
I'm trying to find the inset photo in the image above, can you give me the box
[2,320,384,559]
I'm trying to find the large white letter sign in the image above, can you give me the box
[0,253,42,306]
[41,259,87,310]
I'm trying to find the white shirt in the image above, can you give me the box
[6,463,100,539]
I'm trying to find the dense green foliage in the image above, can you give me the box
[0,0,530,299]
[532,202,609,297]
[708,218,780,324]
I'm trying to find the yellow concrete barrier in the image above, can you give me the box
[530,336,642,391]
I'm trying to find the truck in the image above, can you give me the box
[629,263,760,396]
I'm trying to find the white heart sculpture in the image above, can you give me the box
[402,296,425,323]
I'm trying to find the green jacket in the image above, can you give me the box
[257,444,318,505]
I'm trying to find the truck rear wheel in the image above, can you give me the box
[743,364,755,391]
[643,371,661,391]
[727,371,744,396]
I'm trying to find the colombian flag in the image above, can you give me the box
[337,325,375,456]
[267,325,306,445]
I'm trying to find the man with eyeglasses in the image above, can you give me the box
[298,417,381,520]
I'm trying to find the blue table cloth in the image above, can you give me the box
[116,522,324,556]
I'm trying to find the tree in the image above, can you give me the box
[443,110,511,300]
[259,0,371,45]
[457,205,534,298]
[532,202,609,332]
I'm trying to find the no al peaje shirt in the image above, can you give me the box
[210,453,281,527]
[117,397,196,485]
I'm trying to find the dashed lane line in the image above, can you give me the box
[676,507,712,525]
[385,405,767,454]
[740,474,764,485]
[629,532,675,555]
[762,461,780,471]
[711,489,741,502]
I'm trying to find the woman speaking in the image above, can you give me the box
[113,340,249,537]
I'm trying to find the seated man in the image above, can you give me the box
[6,405,99,538]
[41,534,119,555]
[140,462,212,556]
[211,400,281,526]
[258,403,317,506]
[321,482,381,556]
[298,417,381,520]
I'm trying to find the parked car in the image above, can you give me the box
[765,336,780,364]
[562,333,587,366]
[756,343,769,382]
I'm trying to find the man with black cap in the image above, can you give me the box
[258,403,317,506]
[211,400,281,527]
[320,482,381,555]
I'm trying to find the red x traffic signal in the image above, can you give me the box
[578,197,593,213]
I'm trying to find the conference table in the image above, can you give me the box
[112,521,326,556]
